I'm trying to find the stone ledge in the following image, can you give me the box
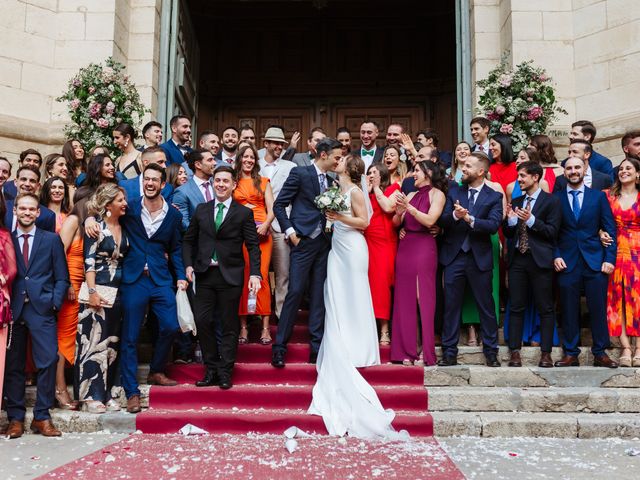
[0,409,136,434]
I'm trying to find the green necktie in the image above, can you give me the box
[212,202,225,262]
[362,149,374,156]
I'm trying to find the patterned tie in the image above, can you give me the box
[518,196,533,254]
[319,173,328,193]
[569,190,581,220]
[212,203,225,262]
[21,234,30,266]
[203,182,212,202]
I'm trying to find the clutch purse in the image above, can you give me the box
[78,282,118,308]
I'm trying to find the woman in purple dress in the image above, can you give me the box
[391,161,447,366]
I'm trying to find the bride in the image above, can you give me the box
[308,154,400,440]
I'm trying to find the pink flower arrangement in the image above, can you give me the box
[89,102,102,118]
[498,74,513,88]
[500,123,514,134]
[106,101,116,114]
[70,99,81,110]
[96,118,109,129]
[527,106,544,120]
[88,86,96,94]
[495,105,506,115]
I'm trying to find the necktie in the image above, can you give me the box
[570,190,581,220]
[212,203,225,262]
[203,182,212,202]
[518,196,533,254]
[319,173,327,193]
[479,145,484,152]
[468,188,478,214]
[21,234,30,266]
[362,149,374,156]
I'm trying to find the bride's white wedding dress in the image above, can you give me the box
[308,186,401,440]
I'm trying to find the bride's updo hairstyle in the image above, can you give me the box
[345,154,365,185]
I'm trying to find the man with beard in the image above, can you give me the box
[622,130,640,160]
[140,121,163,150]
[160,115,192,166]
[355,121,383,170]
[239,126,256,145]
[3,149,44,201]
[569,120,613,179]
[119,147,174,201]
[173,149,217,230]
[553,156,618,368]
[438,152,503,367]
[85,163,188,412]
[553,139,612,192]
[215,126,240,167]
[2,193,69,439]
[4,166,56,232]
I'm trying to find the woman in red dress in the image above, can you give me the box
[364,163,400,344]
[605,158,640,367]
[488,133,517,192]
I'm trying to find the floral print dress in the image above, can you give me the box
[74,221,129,403]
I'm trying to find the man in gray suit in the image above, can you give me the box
[259,127,296,318]
[292,127,326,167]
[172,149,216,230]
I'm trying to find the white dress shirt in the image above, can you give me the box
[172,138,189,156]
[474,140,490,153]
[261,159,278,180]
[360,146,378,171]
[584,166,593,188]
[220,151,236,166]
[141,197,168,238]
[566,184,586,210]
[15,226,36,260]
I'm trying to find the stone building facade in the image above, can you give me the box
[0,0,638,164]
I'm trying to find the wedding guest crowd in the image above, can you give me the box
[1,115,639,439]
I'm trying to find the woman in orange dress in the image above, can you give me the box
[233,144,275,345]
[605,158,640,367]
[54,201,86,409]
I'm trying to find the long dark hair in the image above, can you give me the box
[234,144,263,196]
[419,161,449,194]
[82,155,115,190]
[490,133,515,164]
[367,163,391,190]
[62,139,85,182]
[610,158,640,197]
[40,176,71,214]
[529,134,558,165]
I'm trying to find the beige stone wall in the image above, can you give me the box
[470,0,640,163]
[0,0,160,166]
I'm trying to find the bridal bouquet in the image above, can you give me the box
[315,186,348,231]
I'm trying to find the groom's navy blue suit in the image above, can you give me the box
[273,165,333,355]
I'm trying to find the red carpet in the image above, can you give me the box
[41,434,464,479]
[136,315,432,436]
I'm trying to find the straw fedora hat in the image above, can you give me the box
[263,127,288,144]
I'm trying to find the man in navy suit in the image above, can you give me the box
[438,152,503,367]
[569,120,614,179]
[556,139,613,192]
[3,165,56,232]
[553,156,618,368]
[159,114,192,166]
[354,121,384,171]
[3,193,69,439]
[119,146,173,202]
[469,117,493,162]
[172,149,216,230]
[86,164,188,412]
[503,162,562,368]
[271,138,342,368]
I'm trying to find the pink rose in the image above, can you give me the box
[527,106,544,120]
[96,118,109,128]
[496,105,506,115]
[70,99,81,110]
[499,123,513,134]
[106,101,116,114]
[88,86,96,94]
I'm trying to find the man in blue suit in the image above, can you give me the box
[438,152,503,367]
[172,149,216,230]
[553,156,618,368]
[271,138,342,368]
[119,146,173,202]
[569,120,614,179]
[3,166,56,232]
[3,193,69,439]
[159,114,192,166]
[86,164,188,412]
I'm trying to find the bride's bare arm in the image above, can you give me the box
[326,188,369,231]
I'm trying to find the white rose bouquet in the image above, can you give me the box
[314,186,348,231]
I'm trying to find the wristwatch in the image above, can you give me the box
[88,287,97,294]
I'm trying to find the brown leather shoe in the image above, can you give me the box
[538,352,554,368]
[147,372,178,386]
[2,420,25,439]
[554,355,580,367]
[30,419,62,437]
[508,350,522,367]
[594,354,618,369]
[127,394,142,413]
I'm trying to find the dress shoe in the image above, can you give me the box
[195,370,220,387]
[271,350,286,368]
[437,356,457,367]
[30,419,62,437]
[554,355,580,367]
[485,354,501,367]
[2,420,24,439]
[127,394,142,414]
[508,350,522,367]
[309,351,318,364]
[147,372,178,386]
[538,352,554,368]
[219,376,232,390]
[593,354,618,369]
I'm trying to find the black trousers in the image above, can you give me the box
[194,266,242,378]
[507,251,555,352]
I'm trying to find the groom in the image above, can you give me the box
[271,138,343,368]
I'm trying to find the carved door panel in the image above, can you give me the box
[221,107,313,144]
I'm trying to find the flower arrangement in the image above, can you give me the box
[476,55,567,151]
[315,186,348,231]
[57,57,149,151]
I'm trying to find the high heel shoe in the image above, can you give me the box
[379,331,390,345]
[619,347,632,367]
[414,353,425,367]
[82,400,107,414]
[259,327,272,345]
[632,350,640,367]
[55,388,79,410]
[238,325,249,345]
